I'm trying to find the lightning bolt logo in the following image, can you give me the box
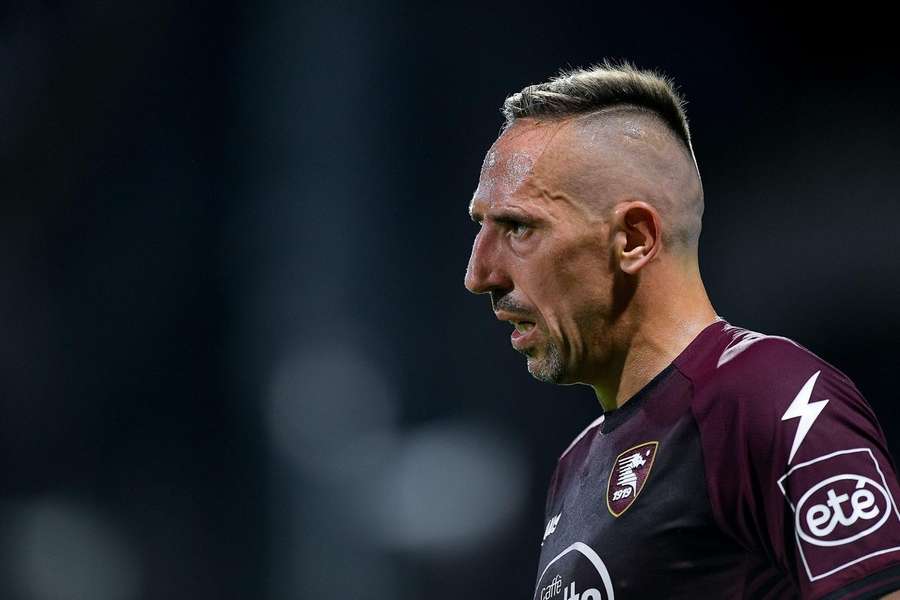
[781,370,829,464]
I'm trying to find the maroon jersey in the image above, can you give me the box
[534,318,900,599]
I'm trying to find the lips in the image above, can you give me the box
[512,321,534,335]
[510,320,537,349]
[493,310,538,349]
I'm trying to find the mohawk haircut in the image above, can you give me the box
[501,60,695,159]
[501,60,705,250]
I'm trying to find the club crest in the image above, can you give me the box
[607,441,659,517]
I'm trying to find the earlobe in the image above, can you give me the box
[620,247,646,275]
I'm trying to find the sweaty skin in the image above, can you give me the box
[466,111,715,410]
[534,108,703,252]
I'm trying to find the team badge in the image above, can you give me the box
[533,542,614,600]
[607,441,658,517]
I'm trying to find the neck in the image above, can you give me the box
[590,260,717,412]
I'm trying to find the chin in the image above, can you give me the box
[525,346,566,384]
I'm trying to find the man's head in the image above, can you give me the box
[464,61,705,385]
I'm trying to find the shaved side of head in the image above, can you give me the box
[501,61,706,257]
[534,107,704,253]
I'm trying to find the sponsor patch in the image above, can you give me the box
[607,441,658,518]
[778,448,900,581]
[533,542,614,600]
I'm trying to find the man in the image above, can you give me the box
[464,61,900,599]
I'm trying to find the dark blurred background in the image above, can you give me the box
[1,1,898,598]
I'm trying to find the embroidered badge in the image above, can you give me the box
[607,441,659,517]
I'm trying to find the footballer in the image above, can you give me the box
[464,61,900,599]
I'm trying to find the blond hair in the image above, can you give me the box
[502,61,704,250]
[501,60,695,159]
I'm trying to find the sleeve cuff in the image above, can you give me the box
[817,563,900,600]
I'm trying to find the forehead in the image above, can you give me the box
[469,120,563,216]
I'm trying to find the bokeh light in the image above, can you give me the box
[3,499,141,600]
[374,420,528,554]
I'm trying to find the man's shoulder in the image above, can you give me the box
[681,324,900,599]
[682,321,852,394]
[681,321,864,426]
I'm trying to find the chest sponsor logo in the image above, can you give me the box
[778,448,900,581]
[606,441,658,518]
[533,542,615,600]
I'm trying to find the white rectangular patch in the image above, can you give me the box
[777,448,900,581]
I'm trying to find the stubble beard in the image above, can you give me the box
[524,340,565,384]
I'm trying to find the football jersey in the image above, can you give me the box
[534,318,900,599]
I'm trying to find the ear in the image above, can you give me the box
[611,201,663,275]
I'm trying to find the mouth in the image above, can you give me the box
[511,321,535,334]
[493,310,538,349]
[508,319,537,349]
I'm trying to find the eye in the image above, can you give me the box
[507,220,530,238]
[509,221,528,237]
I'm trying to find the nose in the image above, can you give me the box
[464,227,511,295]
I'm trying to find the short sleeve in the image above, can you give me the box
[692,337,900,599]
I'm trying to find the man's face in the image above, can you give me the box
[465,119,617,384]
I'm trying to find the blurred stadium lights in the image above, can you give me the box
[373,420,528,556]
[266,345,399,483]
[2,498,142,600]
[242,0,535,596]
[265,345,529,554]
[263,345,529,593]
[263,343,401,599]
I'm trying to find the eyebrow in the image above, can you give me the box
[493,209,532,223]
[470,206,535,225]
